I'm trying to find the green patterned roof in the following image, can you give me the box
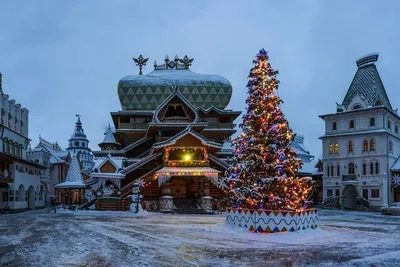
[118,69,232,110]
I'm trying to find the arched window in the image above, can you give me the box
[370,139,376,151]
[353,104,362,110]
[349,120,355,129]
[336,165,340,176]
[327,166,330,177]
[348,163,355,175]
[370,162,374,175]
[330,165,334,177]
[375,162,379,175]
[74,141,79,147]
[348,141,353,153]
[363,140,369,151]
[396,125,399,134]
[362,163,367,175]
[334,143,339,154]
[389,140,393,153]
[3,138,8,154]
[332,122,337,131]
[328,144,333,154]
[370,117,375,127]
[388,120,391,129]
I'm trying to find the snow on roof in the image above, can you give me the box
[55,153,85,188]
[221,140,233,151]
[391,157,400,171]
[99,125,119,145]
[119,69,231,87]
[298,161,319,175]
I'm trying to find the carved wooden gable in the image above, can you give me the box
[100,160,117,173]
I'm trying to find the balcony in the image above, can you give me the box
[342,175,357,182]
[118,123,148,129]
[206,123,236,129]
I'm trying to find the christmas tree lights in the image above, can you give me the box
[226,49,312,210]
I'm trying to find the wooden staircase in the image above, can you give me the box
[95,198,128,211]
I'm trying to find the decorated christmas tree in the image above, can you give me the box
[226,49,312,210]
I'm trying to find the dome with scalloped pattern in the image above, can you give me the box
[118,56,233,111]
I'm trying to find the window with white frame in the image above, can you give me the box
[327,190,333,197]
[370,117,375,127]
[371,189,380,199]
[348,163,355,174]
[329,144,333,154]
[334,143,339,154]
[349,119,355,129]
[362,162,367,176]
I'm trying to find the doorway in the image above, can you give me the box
[342,185,357,210]
[394,187,400,202]
[170,178,187,198]
[28,185,35,209]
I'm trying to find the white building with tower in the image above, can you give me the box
[0,72,48,211]
[319,54,400,210]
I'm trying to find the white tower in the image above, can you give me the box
[66,115,94,172]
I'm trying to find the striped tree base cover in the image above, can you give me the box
[226,208,318,233]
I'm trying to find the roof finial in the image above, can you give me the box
[0,72,2,91]
[133,54,149,75]
[179,55,194,69]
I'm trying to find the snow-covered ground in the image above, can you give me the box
[1,209,400,266]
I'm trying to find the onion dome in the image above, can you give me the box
[118,55,233,110]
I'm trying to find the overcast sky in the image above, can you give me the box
[1,1,399,161]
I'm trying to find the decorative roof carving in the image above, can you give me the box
[154,55,194,70]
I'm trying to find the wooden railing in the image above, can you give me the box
[119,123,148,129]
[206,123,236,129]
[165,160,208,167]
[120,166,163,199]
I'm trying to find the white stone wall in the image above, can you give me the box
[6,162,46,209]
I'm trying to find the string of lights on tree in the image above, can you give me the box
[225,49,313,211]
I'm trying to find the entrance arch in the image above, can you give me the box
[28,185,35,209]
[342,185,357,210]
[18,184,25,201]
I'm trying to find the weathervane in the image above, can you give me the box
[133,54,149,75]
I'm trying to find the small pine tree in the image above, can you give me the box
[226,49,312,210]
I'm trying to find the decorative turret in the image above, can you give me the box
[66,115,94,172]
[98,124,120,151]
[55,152,85,189]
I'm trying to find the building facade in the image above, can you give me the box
[83,54,240,212]
[319,54,400,210]
[0,72,47,211]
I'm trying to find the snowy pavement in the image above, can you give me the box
[1,209,400,266]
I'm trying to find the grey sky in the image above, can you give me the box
[1,1,399,161]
